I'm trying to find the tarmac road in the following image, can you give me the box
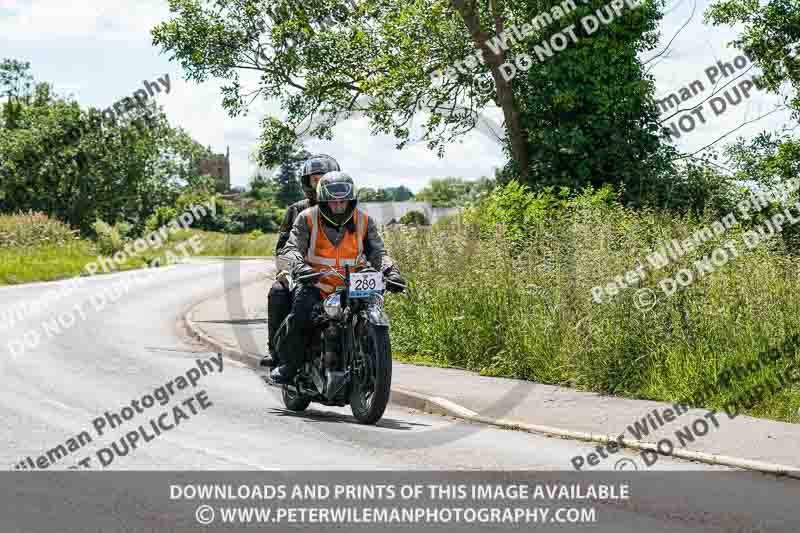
[0,260,797,532]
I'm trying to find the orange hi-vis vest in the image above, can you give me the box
[305,206,369,296]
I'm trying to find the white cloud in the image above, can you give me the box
[0,0,167,41]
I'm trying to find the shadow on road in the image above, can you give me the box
[193,318,267,325]
[266,407,430,431]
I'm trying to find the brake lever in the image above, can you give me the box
[385,279,407,290]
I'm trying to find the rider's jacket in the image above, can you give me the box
[278,205,396,297]
[275,198,312,256]
[306,206,368,295]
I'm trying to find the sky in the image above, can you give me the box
[0,0,795,192]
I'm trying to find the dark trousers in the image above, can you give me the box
[267,279,292,355]
[280,284,323,376]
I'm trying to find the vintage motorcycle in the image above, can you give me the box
[268,264,403,425]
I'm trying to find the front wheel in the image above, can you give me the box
[350,323,392,424]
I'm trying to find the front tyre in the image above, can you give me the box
[282,385,311,411]
[350,323,392,424]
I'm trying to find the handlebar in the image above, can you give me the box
[385,278,407,290]
[295,270,327,282]
[294,265,405,290]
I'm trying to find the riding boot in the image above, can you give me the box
[263,280,291,367]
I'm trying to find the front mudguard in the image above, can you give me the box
[363,298,390,327]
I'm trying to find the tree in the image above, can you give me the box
[357,186,414,202]
[248,149,308,207]
[248,171,277,201]
[273,156,305,207]
[0,59,34,129]
[725,132,800,192]
[723,132,800,250]
[705,0,800,115]
[152,0,670,194]
[0,60,209,234]
[512,0,670,202]
[151,0,522,172]
[357,187,387,202]
[384,185,414,201]
[416,176,495,207]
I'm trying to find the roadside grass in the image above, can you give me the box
[383,205,800,424]
[0,212,277,285]
[392,351,452,368]
[0,240,156,285]
[145,229,277,259]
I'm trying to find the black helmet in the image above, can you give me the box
[301,154,340,184]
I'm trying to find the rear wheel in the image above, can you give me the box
[350,322,392,424]
[282,385,311,411]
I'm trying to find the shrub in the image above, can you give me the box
[463,180,617,248]
[175,189,220,230]
[230,203,282,233]
[92,219,125,255]
[144,206,178,234]
[0,211,80,248]
[399,210,429,226]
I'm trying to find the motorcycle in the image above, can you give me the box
[268,264,404,425]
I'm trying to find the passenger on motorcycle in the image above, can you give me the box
[269,171,406,384]
[261,154,341,369]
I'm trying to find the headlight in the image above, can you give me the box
[323,293,342,319]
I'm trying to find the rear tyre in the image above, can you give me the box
[350,323,392,424]
[282,385,311,411]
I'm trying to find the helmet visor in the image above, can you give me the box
[321,181,353,200]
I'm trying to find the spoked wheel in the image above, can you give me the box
[282,384,311,412]
[350,322,392,424]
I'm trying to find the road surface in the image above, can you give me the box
[0,260,797,532]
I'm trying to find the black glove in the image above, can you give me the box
[384,267,406,293]
[292,264,316,283]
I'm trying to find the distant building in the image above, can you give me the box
[197,146,231,193]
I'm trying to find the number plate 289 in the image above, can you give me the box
[349,272,384,297]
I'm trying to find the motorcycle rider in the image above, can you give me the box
[261,154,341,368]
[269,171,406,384]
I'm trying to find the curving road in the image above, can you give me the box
[0,260,798,532]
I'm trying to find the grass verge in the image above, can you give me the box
[0,216,276,286]
[383,205,800,425]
